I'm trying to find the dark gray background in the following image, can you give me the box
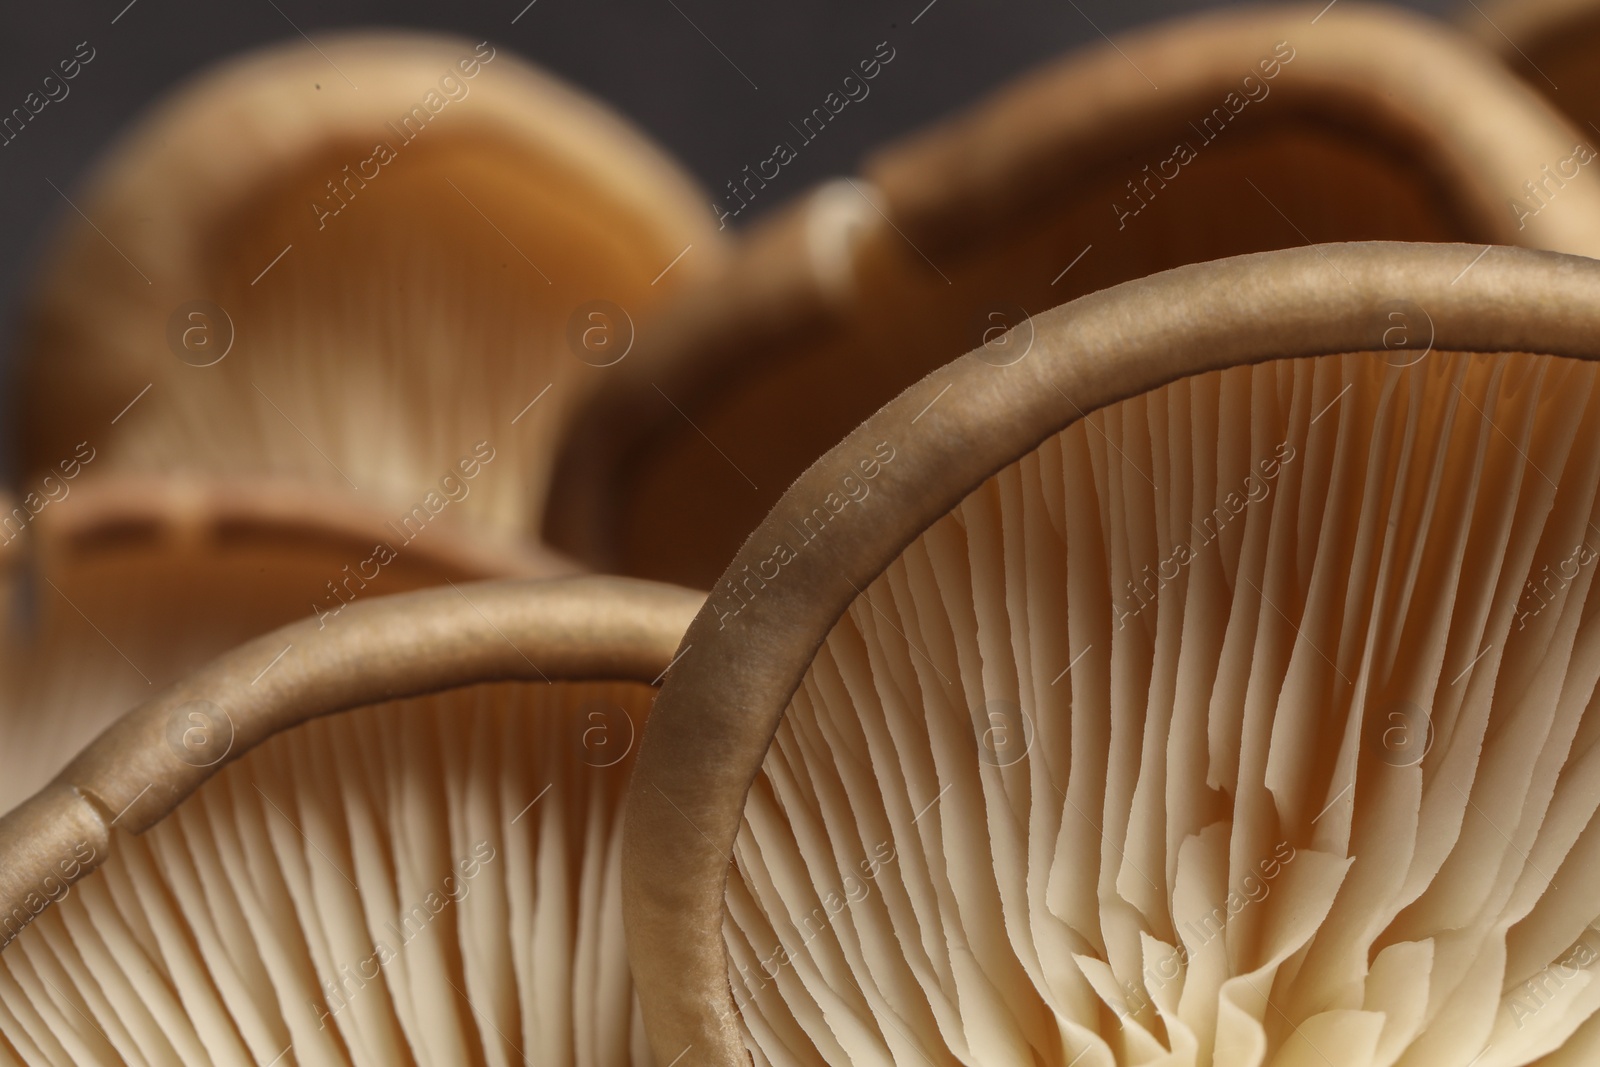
[0,0,1467,385]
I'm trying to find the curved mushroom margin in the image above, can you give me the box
[35,473,577,579]
[546,1,1600,575]
[0,574,702,950]
[622,241,1600,1066]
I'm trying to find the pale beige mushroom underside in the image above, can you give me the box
[625,243,1600,1067]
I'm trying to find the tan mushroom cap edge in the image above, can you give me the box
[0,575,702,949]
[549,0,1600,583]
[622,240,1600,1066]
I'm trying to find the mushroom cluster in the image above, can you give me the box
[6,5,1600,1067]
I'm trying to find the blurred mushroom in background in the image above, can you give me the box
[549,3,1600,591]
[1467,0,1600,132]
[0,32,723,814]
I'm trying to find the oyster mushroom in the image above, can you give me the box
[625,243,1600,1065]
[0,478,565,815]
[549,3,1600,589]
[15,32,719,542]
[0,575,700,1065]
[1,32,718,811]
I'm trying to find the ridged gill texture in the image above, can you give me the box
[0,681,655,1067]
[726,351,1600,1066]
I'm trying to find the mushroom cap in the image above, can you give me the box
[0,30,716,817]
[0,575,701,1063]
[625,242,1600,1064]
[0,475,576,815]
[14,31,722,545]
[552,2,1600,588]
[1464,0,1600,130]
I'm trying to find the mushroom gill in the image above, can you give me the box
[14,31,719,545]
[0,576,701,1066]
[1,32,711,811]
[0,684,654,1066]
[724,348,1600,1066]
[0,479,562,815]
[624,243,1600,1066]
